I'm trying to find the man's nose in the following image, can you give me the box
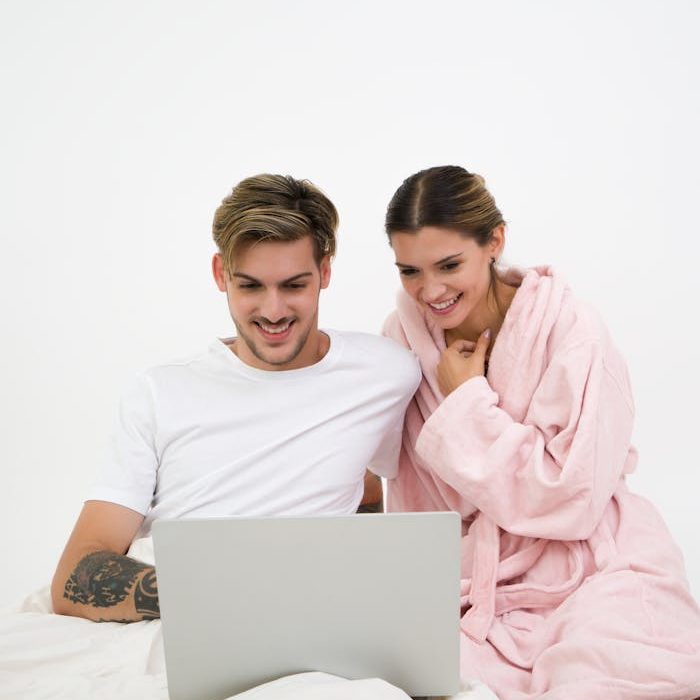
[259,290,289,322]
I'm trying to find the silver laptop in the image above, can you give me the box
[152,512,461,700]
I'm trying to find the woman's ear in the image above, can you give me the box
[489,224,506,260]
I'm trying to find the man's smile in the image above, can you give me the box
[254,319,295,341]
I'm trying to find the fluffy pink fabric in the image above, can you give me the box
[384,266,700,700]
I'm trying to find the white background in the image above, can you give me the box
[1,1,698,606]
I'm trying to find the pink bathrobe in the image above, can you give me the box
[383,266,700,700]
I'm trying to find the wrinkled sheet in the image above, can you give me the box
[0,537,496,700]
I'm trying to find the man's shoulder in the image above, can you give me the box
[134,343,222,392]
[332,329,413,359]
[330,330,421,389]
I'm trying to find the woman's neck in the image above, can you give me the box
[444,277,518,350]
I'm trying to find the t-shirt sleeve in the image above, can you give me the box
[367,341,422,479]
[367,413,404,479]
[86,372,158,515]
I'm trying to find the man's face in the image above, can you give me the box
[213,236,331,371]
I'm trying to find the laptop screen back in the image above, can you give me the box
[153,512,461,700]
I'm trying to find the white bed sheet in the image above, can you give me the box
[0,538,497,700]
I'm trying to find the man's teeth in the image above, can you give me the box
[429,295,461,310]
[259,322,291,334]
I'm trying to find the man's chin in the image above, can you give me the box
[248,335,309,370]
[233,321,314,370]
[253,346,301,368]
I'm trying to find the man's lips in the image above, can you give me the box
[253,319,295,341]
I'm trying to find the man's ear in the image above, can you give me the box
[212,253,227,292]
[319,255,331,290]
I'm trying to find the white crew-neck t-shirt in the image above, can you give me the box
[88,330,421,536]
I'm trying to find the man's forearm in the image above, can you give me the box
[57,550,159,622]
[357,471,384,514]
[356,499,384,513]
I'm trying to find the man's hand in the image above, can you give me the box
[357,471,383,514]
[437,328,490,397]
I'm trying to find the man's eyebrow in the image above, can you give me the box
[231,272,314,284]
[394,252,464,268]
[281,272,313,283]
[232,273,260,282]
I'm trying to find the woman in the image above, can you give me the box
[382,165,700,699]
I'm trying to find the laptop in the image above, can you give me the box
[152,512,461,700]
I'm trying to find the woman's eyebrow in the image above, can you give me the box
[394,252,464,268]
[434,252,464,265]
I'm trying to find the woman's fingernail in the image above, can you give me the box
[484,328,492,339]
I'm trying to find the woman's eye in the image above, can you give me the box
[441,262,460,272]
[399,268,418,277]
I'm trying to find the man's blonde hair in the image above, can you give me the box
[212,174,338,274]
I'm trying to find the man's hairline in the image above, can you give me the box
[220,233,330,279]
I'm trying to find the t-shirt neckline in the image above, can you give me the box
[210,329,342,380]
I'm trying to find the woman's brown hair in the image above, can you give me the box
[385,165,507,315]
[385,165,504,243]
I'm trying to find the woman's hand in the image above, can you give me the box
[437,329,491,396]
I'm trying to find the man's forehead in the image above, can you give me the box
[231,236,318,280]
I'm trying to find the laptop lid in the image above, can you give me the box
[153,512,461,700]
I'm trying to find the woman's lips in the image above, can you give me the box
[426,293,463,316]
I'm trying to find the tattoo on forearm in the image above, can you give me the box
[97,618,139,623]
[134,569,159,619]
[356,500,384,514]
[63,551,156,617]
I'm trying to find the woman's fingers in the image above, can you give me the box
[437,330,492,395]
[447,339,476,354]
[473,328,491,358]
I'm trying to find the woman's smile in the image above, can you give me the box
[426,293,463,315]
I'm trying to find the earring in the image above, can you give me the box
[490,257,496,265]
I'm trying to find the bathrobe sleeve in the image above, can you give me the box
[415,339,636,540]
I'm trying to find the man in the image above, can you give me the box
[50,173,421,623]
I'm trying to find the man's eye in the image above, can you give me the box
[285,283,307,290]
[238,283,260,289]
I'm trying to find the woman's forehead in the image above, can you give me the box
[391,227,481,264]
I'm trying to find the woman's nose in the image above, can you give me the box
[421,278,448,302]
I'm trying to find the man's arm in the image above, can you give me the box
[51,500,158,622]
[356,470,384,514]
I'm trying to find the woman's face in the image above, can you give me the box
[390,226,502,330]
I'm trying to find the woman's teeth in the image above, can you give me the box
[429,294,461,310]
